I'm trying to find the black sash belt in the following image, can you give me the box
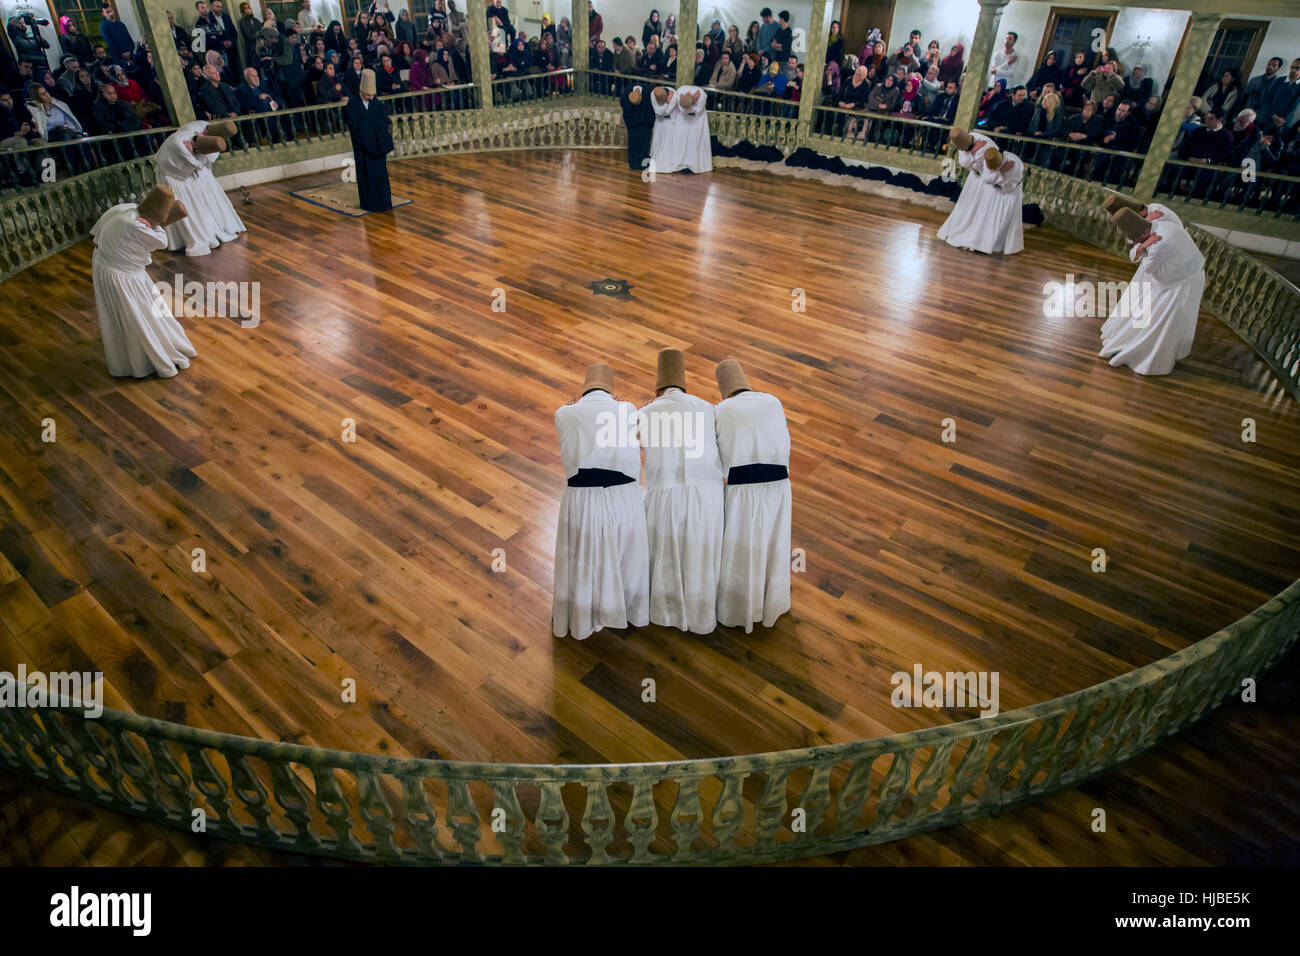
[568,468,637,488]
[727,463,789,485]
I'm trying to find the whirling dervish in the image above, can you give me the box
[937,126,994,250]
[713,359,792,633]
[640,349,724,633]
[90,186,197,379]
[648,85,681,177]
[672,86,712,174]
[152,119,246,257]
[1099,207,1205,377]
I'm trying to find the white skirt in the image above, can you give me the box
[717,479,792,633]
[645,482,724,634]
[941,180,1024,255]
[1099,268,1205,376]
[92,264,197,378]
[552,482,650,639]
[936,172,985,245]
[161,167,246,257]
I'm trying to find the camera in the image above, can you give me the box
[22,13,52,27]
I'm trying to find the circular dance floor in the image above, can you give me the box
[2,150,1299,795]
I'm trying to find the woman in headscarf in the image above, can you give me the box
[862,39,886,77]
[323,19,347,54]
[69,68,98,130]
[868,71,900,113]
[449,37,469,82]
[375,52,403,94]
[897,73,922,116]
[826,20,843,69]
[409,47,432,89]
[938,43,964,85]
[509,35,530,72]
[204,49,233,85]
[395,8,415,48]
[1028,50,1062,95]
[642,10,661,48]
[353,10,371,43]
[663,13,677,44]
[558,16,572,49]
[1060,50,1089,107]
[978,77,1007,118]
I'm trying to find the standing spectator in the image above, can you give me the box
[771,11,793,59]
[1028,50,1062,96]
[59,17,92,64]
[1199,69,1240,121]
[211,0,239,65]
[613,36,634,74]
[1060,50,1089,106]
[274,28,307,107]
[588,2,602,47]
[757,9,777,57]
[239,3,263,64]
[938,43,964,86]
[1083,61,1123,105]
[990,31,1018,85]
[1258,58,1300,129]
[8,14,51,71]
[642,9,661,49]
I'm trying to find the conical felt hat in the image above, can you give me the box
[715,359,751,399]
[655,349,686,392]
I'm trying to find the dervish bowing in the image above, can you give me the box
[1102,192,1182,227]
[91,186,197,379]
[966,146,1024,255]
[937,126,995,250]
[153,119,246,257]
[640,349,724,634]
[648,85,680,177]
[1099,207,1205,377]
[713,359,792,633]
[552,363,650,640]
[344,68,395,212]
[673,86,712,174]
[620,83,655,173]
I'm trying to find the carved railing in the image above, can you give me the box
[2,580,1296,865]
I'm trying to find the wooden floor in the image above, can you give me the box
[1,150,1299,864]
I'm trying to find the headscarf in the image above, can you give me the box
[938,43,964,83]
[509,37,529,70]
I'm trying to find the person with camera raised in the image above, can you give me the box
[7,14,51,72]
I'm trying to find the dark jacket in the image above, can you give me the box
[1178,123,1233,165]
[198,78,241,118]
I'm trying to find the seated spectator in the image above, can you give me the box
[68,69,98,130]
[198,63,240,119]
[237,66,280,113]
[700,33,718,70]
[737,53,762,93]
[752,60,787,96]
[1028,86,1063,138]
[55,56,81,98]
[1101,99,1143,152]
[984,84,1031,133]
[897,73,922,116]
[837,64,871,110]
[693,47,710,86]
[1199,69,1240,121]
[977,78,1008,118]
[1179,108,1233,164]
[375,52,403,94]
[1083,62,1123,105]
[94,80,143,134]
[867,72,900,112]
[613,36,634,73]
[0,89,39,149]
[1028,51,1062,97]
[1229,107,1261,167]
[591,38,613,73]
[1065,97,1104,145]
[342,55,366,95]
[1123,64,1153,104]
[887,43,919,76]
[918,65,940,113]
[927,78,959,124]
[25,83,84,141]
[316,60,346,102]
[710,51,736,90]
[1099,92,1118,122]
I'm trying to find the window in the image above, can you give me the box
[1196,20,1267,94]
[1037,8,1116,71]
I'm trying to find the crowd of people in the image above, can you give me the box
[5,5,1300,194]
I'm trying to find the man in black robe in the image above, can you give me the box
[620,83,654,172]
[344,69,395,212]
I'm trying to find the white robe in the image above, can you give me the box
[640,388,724,633]
[1099,219,1205,376]
[937,131,994,247]
[672,86,712,173]
[1146,202,1181,227]
[649,87,682,176]
[715,391,792,633]
[91,204,197,379]
[153,121,246,257]
[552,390,650,639]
